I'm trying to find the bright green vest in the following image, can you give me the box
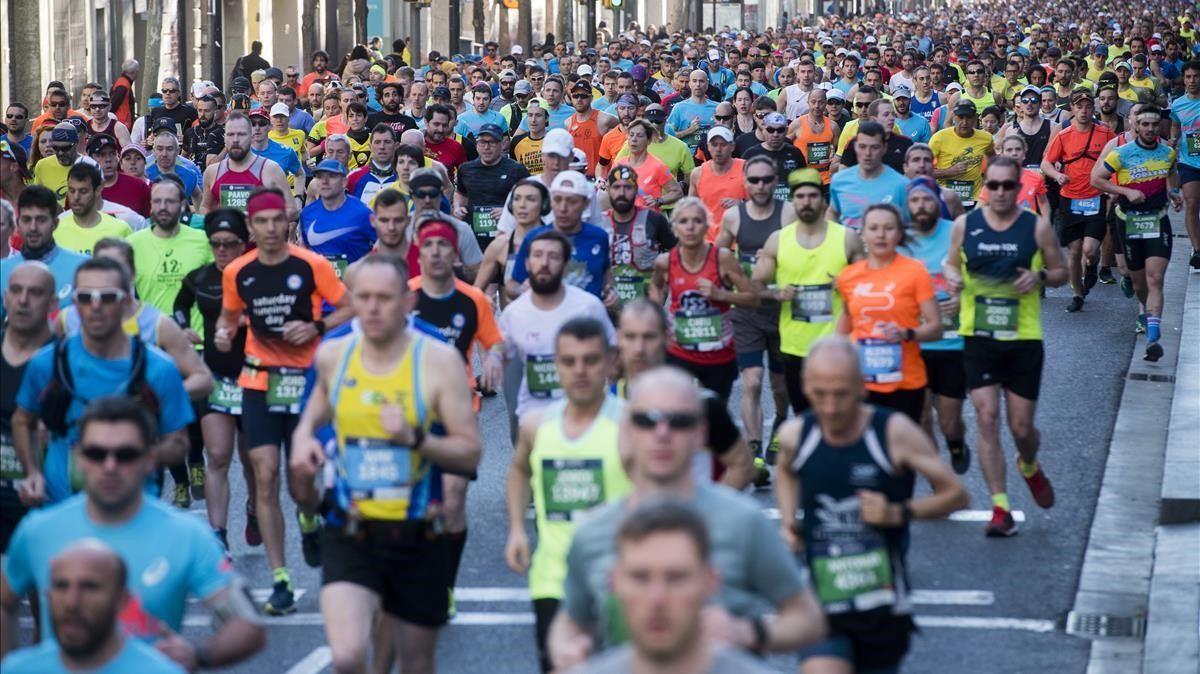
[777,221,849,358]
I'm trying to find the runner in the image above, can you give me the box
[216,188,352,614]
[902,143,967,219]
[0,186,87,312]
[609,119,683,212]
[505,317,629,672]
[775,335,967,674]
[789,89,840,188]
[247,109,303,197]
[510,99,549,175]
[455,123,531,253]
[289,253,481,674]
[943,158,1069,536]
[54,163,133,255]
[300,159,377,278]
[741,112,809,204]
[688,127,746,237]
[1091,105,1183,362]
[567,81,617,177]
[1169,60,1200,269]
[828,121,910,230]
[834,203,943,422]
[597,95,637,177]
[475,178,551,306]
[128,176,212,315]
[929,101,995,210]
[754,169,864,415]
[1041,89,1116,313]
[664,70,718,158]
[346,124,400,205]
[200,113,294,217]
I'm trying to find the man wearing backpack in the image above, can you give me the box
[10,257,195,505]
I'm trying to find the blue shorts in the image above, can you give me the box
[1180,164,1200,186]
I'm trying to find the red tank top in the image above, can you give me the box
[666,245,734,364]
[90,117,121,141]
[210,155,268,212]
[568,110,603,177]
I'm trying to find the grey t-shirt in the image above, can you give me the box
[562,483,807,648]
[570,645,776,674]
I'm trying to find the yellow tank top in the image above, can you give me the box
[330,332,438,521]
[777,221,849,357]
[528,395,630,600]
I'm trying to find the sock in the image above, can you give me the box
[273,567,291,588]
[748,439,762,458]
[947,438,964,453]
[992,493,1010,512]
[298,512,321,533]
[1017,457,1039,478]
[445,529,468,588]
[1147,316,1161,343]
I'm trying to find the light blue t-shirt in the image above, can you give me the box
[830,165,910,231]
[896,113,932,144]
[251,139,303,179]
[665,98,718,143]
[725,82,769,99]
[3,494,232,639]
[2,638,185,674]
[901,218,962,351]
[15,336,194,503]
[521,103,573,131]
[510,223,611,299]
[1170,93,1200,169]
[455,108,510,137]
[290,107,316,135]
[146,160,203,197]
[0,245,88,312]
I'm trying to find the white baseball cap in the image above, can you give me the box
[542,128,574,158]
[550,170,592,197]
[270,102,291,117]
[707,126,734,143]
[511,45,524,55]
[578,64,594,76]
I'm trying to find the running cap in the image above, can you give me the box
[550,170,591,197]
[542,128,574,158]
[707,126,735,143]
[313,158,347,176]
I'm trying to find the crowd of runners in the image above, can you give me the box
[0,0,1196,671]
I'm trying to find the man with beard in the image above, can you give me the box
[346,125,401,205]
[492,70,520,112]
[423,104,469,180]
[777,59,817,121]
[367,82,418,138]
[508,171,610,301]
[298,50,333,99]
[0,187,86,311]
[183,96,225,168]
[89,134,150,217]
[597,94,638,178]
[892,86,931,144]
[128,176,212,316]
[199,113,294,217]
[1,541,185,673]
[606,166,675,307]
[568,81,618,178]
[840,99,914,174]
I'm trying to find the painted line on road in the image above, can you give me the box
[910,590,994,606]
[285,646,332,674]
[187,589,308,604]
[455,587,530,602]
[759,508,1026,523]
[174,610,537,628]
[914,615,1056,632]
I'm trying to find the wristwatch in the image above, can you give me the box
[313,319,327,336]
[904,328,916,342]
[1038,269,1048,285]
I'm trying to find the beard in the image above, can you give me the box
[227,144,248,161]
[529,270,563,294]
[610,194,635,213]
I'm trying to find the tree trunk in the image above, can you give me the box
[142,0,163,103]
[302,0,319,61]
[670,0,687,34]
[473,0,485,47]
[518,0,532,54]
[556,0,571,43]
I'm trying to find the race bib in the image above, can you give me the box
[219,184,253,211]
[1124,211,1162,240]
[342,436,412,500]
[1070,196,1101,216]
[525,354,560,398]
[936,292,960,340]
[790,284,834,322]
[674,312,724,351]
[265,367,307,414]
[686,124,711,152]
[324,254,350,279]
[772,182,792,203]
[207,377,244,415]
[858,338,903,384]
[1187,133,1200,157]
[541,458,606,522]
[811,544,896,608]
[472,206,500,238]
[947,180,975,202]
[807,141,831,165]
[0,432,22,482]
[611,264,648,303]
[974,296,1019,339]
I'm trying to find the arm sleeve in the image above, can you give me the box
[173,271,198,327]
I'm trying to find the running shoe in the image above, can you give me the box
[1066,296,1085,313]
[1120,275,1135,298]
[753,457,772,489]
[1144,341,1164,363]
[172,483,192,509]
[189,464,206,501]
[1136,315,1147,334]
[1021,461,1056,509]
[1190,252,1200,270]
[447,589,457,620]
[1097,266,1116,284]
[245,501,263,547]
[985,507,1018,537]
[299,513,323,568]
[214,528,229,553]
[948,444,971,475]
[766,434,781,465]
[264,581,296,616]
[475,375,497,398]
[1083,263,1098,291]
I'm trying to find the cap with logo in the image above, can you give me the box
[50,122,78,144]
[514,80,534,95]
[763,111,788,128]
[891,84,912,98]
[952,101,978,116]
[86,133,119,155]
[476,123,505,140]
[313,158,347,176]
[550,170,592,197]
[433,86,452,99]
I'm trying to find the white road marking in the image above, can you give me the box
[759,508,1026,523]
[910,590,995,606]
[187,588,307,604]
[914,616,1056,632]
[455,587,530,602]
[284,646,332,674]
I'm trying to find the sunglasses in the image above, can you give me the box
[630,409,701,431]
[765,127,787,133]
[161,88,180,94]
[4,113,25,119]
[746,175,776,184]
[74,288,126,306]
[715,114,734,121]
[1020,97,1040,104]
[966,70,985,75]
[209,238,244,250]
[754,112,769,119]
[414,189,441,200]
[571,93,590,99]
[80,445,146,464]
[985,179,1019,192]
[250,120,270,127]
[853,101,870,108]
[52,145,75,153]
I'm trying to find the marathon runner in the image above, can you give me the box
[742,112,809,204]
[475,178,551,306]
[788,89,840,189]
[943,158,1069,537]
[828,122,910,230]
[455,123,531,253]
[688,127,746,237]
[300,159,377,278]
[200,113,294,218]
[605,166,675,307]
[929,101,995,210]
[215,188,352,614]
[1169,60,1200,269]
[345,124,400,205]
[0,186,87,312]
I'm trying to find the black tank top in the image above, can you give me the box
[1015,118,1051,169]
[174,264,247,379]
[1,334,51,500]
[734,201,784,314]
[412,286,481,360]
[789,406,914,616]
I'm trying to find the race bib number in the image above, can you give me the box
[1070,196,1101,216]
[324,255,349,279]
[343,436,412,501]
[1187,133,1200,157]
[974,296,1019,339]
[525,354,560,398]
[1124,211,1162,240]
[790,284,834,322]
[0,432,22,482]
[807,142,831,165]
[541,458,606,522]
[674,312,723,351]
[472,206,499,238]
[219,184,253,211]
[207,377,244,415]
[685,124,711,152]
[611,265,648,303]
[947,180,975,202]
[858,338,903,384]
[772,182,792,203]
[265,367,307,414]
[812,545,895,607]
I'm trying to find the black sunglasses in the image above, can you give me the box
[161,88,180,94]
[414,189,441,200]
[630,409,701,431]
[966,70,985,75]
[80,445,146,464]
[746,175,776,184]
[209,239,244,250]
[985,179,1019,192]
[715,114,734,121]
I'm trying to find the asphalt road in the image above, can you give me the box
[7,237,1150,674]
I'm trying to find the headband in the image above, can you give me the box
[417,220,459,249]
[246,191,287,218]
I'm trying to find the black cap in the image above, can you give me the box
[231,76,251,92]
[476,123,505,140]
[952,101,978,116]
[570,80,591,93]
[151,117,178,134]
[409,167,444,191]
[432,86,452,99]
[264,66,284,80]
[86,133,119,155]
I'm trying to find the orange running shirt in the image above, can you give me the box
[695,159,747,241]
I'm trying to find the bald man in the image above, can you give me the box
[547,366,826,670]
[774,336,967,674]
[0,540,184,673]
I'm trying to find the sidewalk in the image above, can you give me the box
[1069,229,1200,674]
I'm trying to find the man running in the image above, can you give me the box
[828,122,910,230]
[129,176,212,316]
[0,186,86,312]
[289,253,482,674]
[742,112,808,204]
[1169,60,1200,269]
[929,101,995,210]
[200,112,294,217]
[606,166,675,306]
[775,336,967,674]
[455,123,531,253]
[300,159,377,278]
[943,158,1069,536]
[688,126,746,233]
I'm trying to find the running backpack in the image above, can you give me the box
[39,337,161,436]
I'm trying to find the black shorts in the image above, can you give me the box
[730,307,783,373]
[921,350,966,399]
[1180,163,1200,186]
[1120,214,1172,272]
[321,521,452,627]
[240,389,299,452]
[1059,195,1107,245]
[963,337,1044,400]
[1107,205,1124,255]
[782,353,812,415]
[0,489,28,554]
[866,388,925,424]
[666,353,738,400]
[798,609,915,671]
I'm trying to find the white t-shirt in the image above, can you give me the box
[495,173,607,235]
[498,285,614,419]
